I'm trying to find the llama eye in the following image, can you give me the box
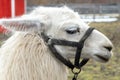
[65,27,80,34]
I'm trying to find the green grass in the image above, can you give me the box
[0,21,120,80]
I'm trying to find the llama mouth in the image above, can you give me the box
[95,54,109,62]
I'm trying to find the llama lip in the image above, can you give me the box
[95,54,109,62]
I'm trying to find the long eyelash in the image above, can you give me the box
[66,27,80,34]
[66,30,77,34]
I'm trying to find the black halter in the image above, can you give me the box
[41,27,94,80]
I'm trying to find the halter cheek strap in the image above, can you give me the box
[74,28,94,68]
[41,27,94,80]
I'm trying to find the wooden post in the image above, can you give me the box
[0,0,26,33]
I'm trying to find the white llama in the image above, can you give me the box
[0,6,113,80]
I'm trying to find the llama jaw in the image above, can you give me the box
[95,54,110,62]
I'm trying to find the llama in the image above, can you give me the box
[0,6,113,80]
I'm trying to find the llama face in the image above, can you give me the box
[48,19,113,63]
[0,6,113,63]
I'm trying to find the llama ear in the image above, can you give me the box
[0,18,44,32]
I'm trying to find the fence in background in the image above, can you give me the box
[27,4,120,14]
[67,4,120,14]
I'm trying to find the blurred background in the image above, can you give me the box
[0,0,120,80]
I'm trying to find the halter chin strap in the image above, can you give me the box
[41,27,94,80]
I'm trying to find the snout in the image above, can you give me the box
[94,45,113,62]
[88,29,113,62]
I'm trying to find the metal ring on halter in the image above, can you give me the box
[72,67,81,74]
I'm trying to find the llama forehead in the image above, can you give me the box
[31,6,80,22]
[29,6,85,34]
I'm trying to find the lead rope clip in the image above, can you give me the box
[72,68,81,80]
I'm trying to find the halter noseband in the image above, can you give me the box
[41,27,94,80]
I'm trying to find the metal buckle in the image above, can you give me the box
[47,38,52,45]
[72,67,81,74]
[72,68,81,80]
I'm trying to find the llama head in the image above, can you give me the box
[0,6,113,63]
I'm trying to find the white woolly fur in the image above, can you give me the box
[0,32,68,80]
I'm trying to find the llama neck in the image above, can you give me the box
[0,33,68,80]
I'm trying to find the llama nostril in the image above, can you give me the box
[104,46,112,51]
